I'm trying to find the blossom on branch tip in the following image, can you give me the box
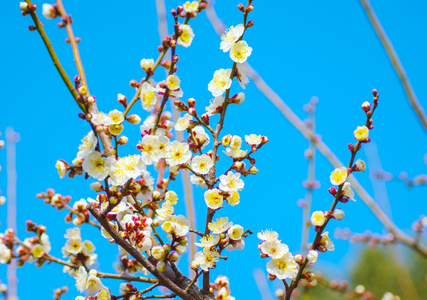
[220,24,244,52]
[208,69,232,97]
[55,160,68,179]
[330,167,347,186]
[183,1,199,13]
[42,4,57,20]
[178,24,195,48]
[140,58,154,72]
[257,229,279,243]
[245,134,262,146]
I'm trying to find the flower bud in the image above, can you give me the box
[126,114,141,125]
[191,260,199,271]
[78,86,88,96]
[294,253,304,264]
[332,208,345,220]
[156,261,166,272]
[168,251,180,262]
[20,2,29,10]
[268,274,276,281]
[151,246,165,260]
[175,245,187,254]
[152,191,161,200]
[248,166,258,175]
[353,159,366,172]
[90,182,104,192]
[86,96,95,105]
[222,134,232,147]
[163,244,172,253]
[188,107,197,116]
[187,98,196,107]
[117,136,128,145]
[307,250,319,263]
[246,20,255,28]
[201,113,210,124]
[305,271,315,282]
[361,101,371,112]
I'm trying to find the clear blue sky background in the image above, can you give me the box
[1,0,426,299]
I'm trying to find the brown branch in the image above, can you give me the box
[87,204,215,300]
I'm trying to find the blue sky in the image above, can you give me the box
[1,0,426,299]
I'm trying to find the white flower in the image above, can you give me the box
[342,182,355,201]
[194,234,220,248]
[174,113,193,131]
[178,24,195,48]
[354,159,366,172]
[333,208,345,220]
[310,211,325,226]
[140,82,158,111]
[91,112,113,126]
[208,217,232,234]
[140,58,154,72]
[204,189,223,210]
[260,240,289,259]
[226,239,245,251]
[194,248,220,271]
[208,69,232,97]
[226,191,240,206]
[236,63,250,89]
[86,270,103,295]
[139,135,163,165]
[220,24,245,52]
[165,75,181,91]
[82,151,116,181]
[320,232,335,251]
[224,148,247,159]
[42,4,56,20]
[75,266,88,293]
[266,252,299,280]
[257,229,279,243]
[330,167,348,186]
[109,155,146,186]
[227,225,244,241]
[77,131,98,159]
[108,109,124,125]
[192,126,210,149]
[156,202,175,222]
[382,292,400,300]
[55,160,68,179]
[190,174,207,188]
[183,1,199,13]
[165,191,178,205]
[0,244,11,264]
[307,250,319,263]
[245,134,262,146]
[191,155,214,174]
[219,171,244,192]
[96,287,111,300]
[230,40,252,63]
[156,80,183,99]
[0,196,5,206]
[165,141,192,166]
[205,95,225,116]
[229,135,242,150]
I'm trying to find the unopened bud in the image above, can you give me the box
[118,93,127,106]
[168,251,180,262]
[246,4,254,12]
[78,86,87,96]
[187,98,196,107]
[294,253,304,264]
[152,191,161,200]
[248,166,258,175]
[86,96,95,105]
[246,20,254,28]
[307,250,319,263]
[90,182,104,192]
[188,107,197,116]
[191,260,199,270]
[353,159,366,172]
[156,261,166,272]
[126,114,141,125]
[268,274,276,281]
[361,101,371,112]
[201,113,210,124]
[222,134,232,147]
[130,80,138,88]
[332,208,345,220]
[117,136,128,145]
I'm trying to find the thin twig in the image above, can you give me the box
[359,0,427,132]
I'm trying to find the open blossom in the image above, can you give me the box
[219,171,244,192]
[245,134,262,146]
[229,135,242,150]
[208,69,232,97]
[226,191,240,206]
[354,125,369,141]
[174,113,193,131]
[140,58,154,71]
[258,229,279,243]
[194,234,220,248]
[86,270,104,295]
[208,217,233,234]
[0,244,12,264]
[319,232,335,251]
[139,82,158,111]
[165,141,192,166]
[236,63,249,89]
[224,147,247,159]
[178,24,195,48]
[157,78,183,99]
[190,174,207,188]
[330,167,347,186]
[194,248,220,271]
[191,154,214,174]
[77,131,98,159]
[266,252,298,280]
[230,40,252,63]
[91,112,113,126]
[192,126,210,149]
[109,155,146,186]
[261,240,289,259]
[204,189,223,210]
[138,135,165,165]
[354,159,366,172]
[163,215,190,237]
[156,202,175,222]
[311,211,326,226]
[82,151,116,181]
[75,266,88,292]
[165,191,178,205]
[205,95,225,116]
[183,1,199,13]
[108,109,124,124]
[227,225,244,240]
[220,24,245,52]
[342,182,355,200]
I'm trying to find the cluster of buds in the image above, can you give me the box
[36,189,71,210]
[53,286,68,300]
[335,228,397,247]
[117,256,146,274]
[151,236,188,272]
[209,275,235,300]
